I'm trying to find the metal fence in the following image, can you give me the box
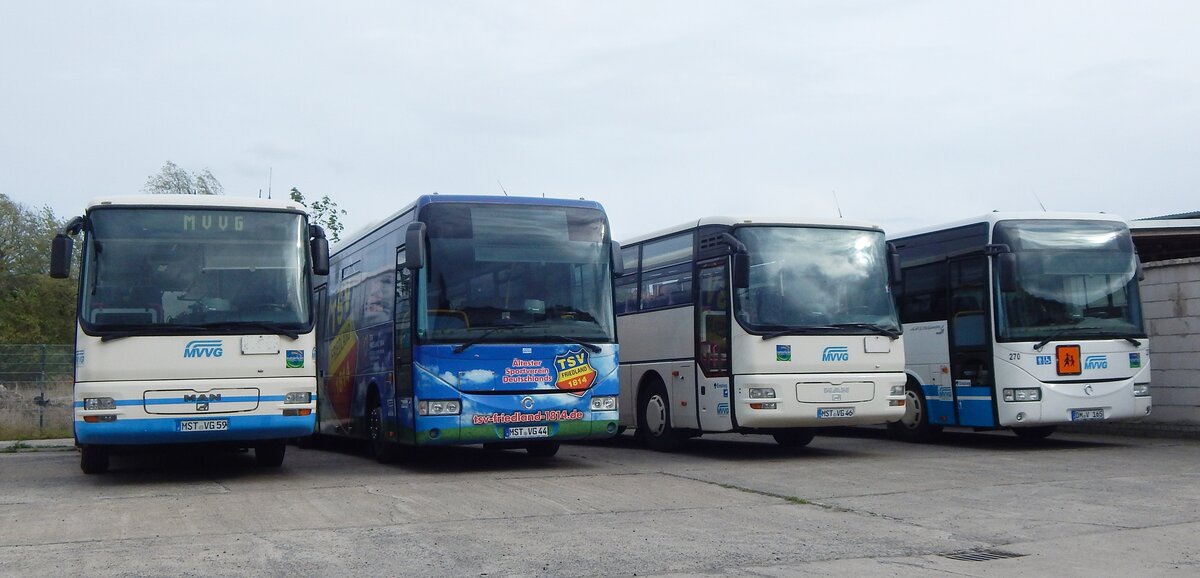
[0,344,74,439]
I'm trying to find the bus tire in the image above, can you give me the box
[773,428,815,448]
[80,445,109,475]
[636,381,685,452]
[255,441,286,467]
[367,396,399,464]
[887,383,942,443]
[526,441,560,457]
[1013,425,1056,440]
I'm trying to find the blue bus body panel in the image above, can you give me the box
[920,383,996,427]
[395,343,619,445]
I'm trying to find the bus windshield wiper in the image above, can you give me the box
[452,324,527,354]
[99,325,211,342]
[827,323,901,339]
[1033,328,1142,351]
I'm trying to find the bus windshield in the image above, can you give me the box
[80,208,311,334]
[733,226,899,333]
[993,220,1144,342]
[419,203,615,344]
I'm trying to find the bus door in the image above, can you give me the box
[947,256,996,427]
[393,248,417,443]
[696,258,733,431]
[314,284,331,434]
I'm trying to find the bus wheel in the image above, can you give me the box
[526,441,560,457]
[1013,426,1056,440]
[637,382,685,452]
[367,398,399,463]
[80,445,109,474]
[773,429,815,448]
[887,384,942,443]
[255,441,286,467]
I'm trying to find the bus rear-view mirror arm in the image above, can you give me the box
[309,224,330,276]
[887,241,902,287]
[610,240,624,277]
[405,222,427,270]
[721,232,751,289]
[49,216,85,279]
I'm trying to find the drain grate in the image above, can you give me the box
[941,549,1026,562]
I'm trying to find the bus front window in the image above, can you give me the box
[733,226,899,334]
[80,208,311,334]
[418,203,615,344]
[993,220,1145,342]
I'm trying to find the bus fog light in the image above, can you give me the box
[84,397,115,411]
[890,385,904,397]
[748,388,776,399]
[1015,412,1025,422]
[284,391,312,404]
[419,400,461,416]
[590,396,618,411]
[1003,388,1041,402]
[889,399,905,406]
[1134,383,1150,397]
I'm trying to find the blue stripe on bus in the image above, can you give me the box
[75,395,288,408]
[75,414,315,445]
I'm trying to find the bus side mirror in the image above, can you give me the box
[610,240,625,277]
[732,253,750,289]
[50,234,73,279]
[309,225,330,276]
[998,252,1018,292]
[887,242,902,287]
[405,222,427,270]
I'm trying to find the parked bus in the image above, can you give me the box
[616,217,907,450]
[50,195,330,473]
[314,195,621,460]
[888,212,1152,441]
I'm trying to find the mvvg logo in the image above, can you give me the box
[184,340,223,358]
[821,346,850,362]
[1083,355,1108,370]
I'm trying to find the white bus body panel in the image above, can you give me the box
[617,307,697,429]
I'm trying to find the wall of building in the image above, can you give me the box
[1141,257,1200,425]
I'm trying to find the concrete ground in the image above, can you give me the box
[1,428,1198,577]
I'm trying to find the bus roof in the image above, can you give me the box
[889,211,1131,241]
[84,194,306,213]
[334,194,608,252]
[620,215,884,246]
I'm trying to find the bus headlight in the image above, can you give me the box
[590,396,618,411]
[418,400,461,416]
[84,397,115,411]
[1003,388,1041,402]
[748,388,776,399]
[284,392,312,404]
[890,385,905,397]
[1134,383,1151,397]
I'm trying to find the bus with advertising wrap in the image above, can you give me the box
[616,217,907,450]
[315,195,621,460]
[888,212,1151,441]
[50,195,330,473]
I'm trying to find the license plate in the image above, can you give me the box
[1071,408,1104,421]
[505,426,549,439]
[180,419,229,432]
[817,407,855,419]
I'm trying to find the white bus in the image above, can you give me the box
[616,217,907,450]
[888,212,1152,441]
[50,195,330,473]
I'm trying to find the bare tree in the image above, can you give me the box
[142,161,224,195]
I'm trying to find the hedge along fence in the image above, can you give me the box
[0,344,74,440]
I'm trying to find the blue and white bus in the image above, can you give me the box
[888,212,1151,441]
[50,195,330,473]
[315,195,621,460]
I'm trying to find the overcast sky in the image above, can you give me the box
[2,1,1197,240]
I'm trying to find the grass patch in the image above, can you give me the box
[1,441,34,453]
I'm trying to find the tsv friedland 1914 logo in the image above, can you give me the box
[184,340,223,358]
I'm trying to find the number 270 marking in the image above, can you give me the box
[1009,353,1021,361]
